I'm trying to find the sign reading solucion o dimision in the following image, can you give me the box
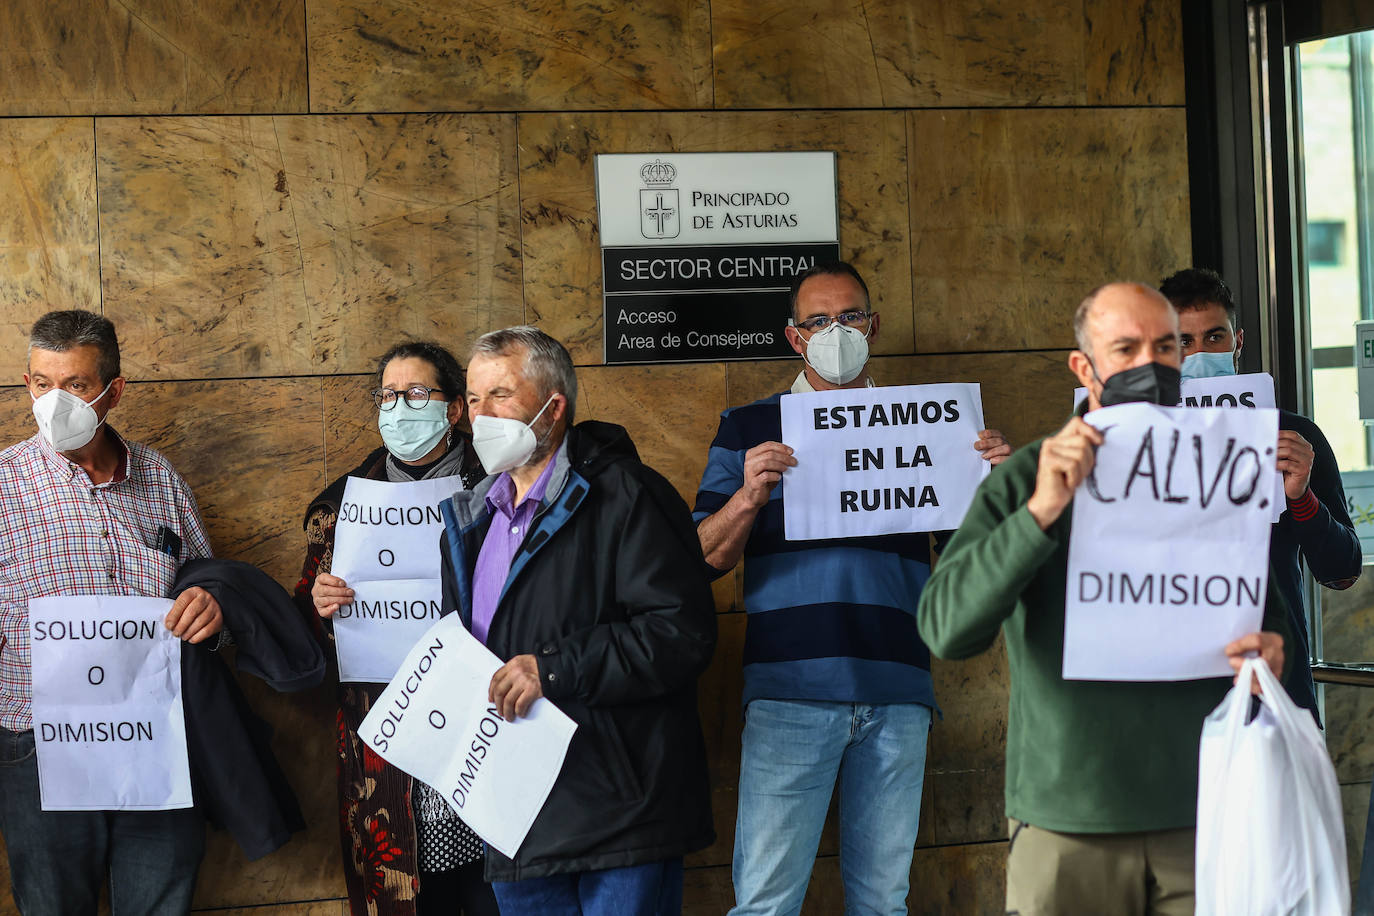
[595,152,840,364]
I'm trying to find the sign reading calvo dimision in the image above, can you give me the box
[595,152,839,364]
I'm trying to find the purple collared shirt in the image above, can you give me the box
[470,456,557,645]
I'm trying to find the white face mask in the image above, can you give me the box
[31,379,115,453]
[377,398,451,462]
[800,322,870,385]
[471,395,557,475]
[1180,350,1237,382]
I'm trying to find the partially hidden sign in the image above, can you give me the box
[780,383,989,539]
[29,595,192,811]
[360,614,577,859]
[1063,403,1278,681]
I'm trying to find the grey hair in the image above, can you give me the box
[29,310,121,384]
[1072,285,1106,358]
[471,326,578,423]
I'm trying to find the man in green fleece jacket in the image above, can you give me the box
[917,282,1289,916]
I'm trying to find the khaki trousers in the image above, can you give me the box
[1005,819,1195,916]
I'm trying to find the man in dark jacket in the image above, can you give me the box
[1160,267,1361,721]
[438,326,716,915]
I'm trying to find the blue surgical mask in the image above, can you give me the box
[1181,351,1237,382]
[378,399,450,462]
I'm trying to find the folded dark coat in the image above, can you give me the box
[174,558,326,860]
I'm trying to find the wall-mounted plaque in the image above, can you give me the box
[595,152,840,364]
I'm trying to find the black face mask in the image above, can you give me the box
[1096,361,1181,407]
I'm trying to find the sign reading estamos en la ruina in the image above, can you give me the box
[595,152,840,365]
[779,383,990,540]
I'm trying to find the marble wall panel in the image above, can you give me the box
[1318,569,1374,783]
[927,767,1007,847]
[0,843,11,916]
[1083,0,1186,106]
[692,611,746,868]
[0,389,32,452]
[683,863,735,914]
[195,902,347,915]
[1343,781,1371,893]
[307,0,712,113]
[119,379,326,587]
[0,119,101,374]
[97,114,522,380]
[0,1,307,116]
[517,111,913,365]
[578,363,727,504]
[909,107,1191,354]
[909,841,1008,916]
[321,374,382,484]
[194,681,344,907]
[711,0,1184,110]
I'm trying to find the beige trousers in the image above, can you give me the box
[1005,818,1195,916]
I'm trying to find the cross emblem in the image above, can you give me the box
[645,193,675,234]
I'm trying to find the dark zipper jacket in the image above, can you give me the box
[438,420,717,881]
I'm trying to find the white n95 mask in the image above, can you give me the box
[471,394,557,474]
[32,379,115,452]
[801,322,869,385]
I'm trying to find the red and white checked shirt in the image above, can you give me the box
[0,430,212,731]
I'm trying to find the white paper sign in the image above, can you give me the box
[1072,374,1285,521]
[360,615,577,859]
[780,383,990,540]
[1063,404,1278,681]
[29,596,192,811]
[334,578,443,683]
[331,476,457,683]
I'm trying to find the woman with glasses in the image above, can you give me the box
[292,341,494,916]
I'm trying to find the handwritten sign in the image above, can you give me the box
[360,615,577,858]
[330,476,458,683]
[29,596,192,810]
[779,383,988,539]
[1063,404,1278,681]
[1073,374,1284,521]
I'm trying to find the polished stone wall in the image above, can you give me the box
[0,2,1190,913]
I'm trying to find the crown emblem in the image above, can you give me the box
[640,159,677,186]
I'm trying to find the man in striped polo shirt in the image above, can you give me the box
[693,261,1010,915]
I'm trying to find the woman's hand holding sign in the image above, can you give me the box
[312,572,355,619]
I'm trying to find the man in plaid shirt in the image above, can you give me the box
[0,310,224,915]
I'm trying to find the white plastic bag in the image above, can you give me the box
[1196,657,1349,916]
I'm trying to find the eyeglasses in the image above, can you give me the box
[371,386,442,411]
[791,310,873,334]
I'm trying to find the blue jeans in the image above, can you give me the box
[492,858,683,916]
[0,726,205,915]
[730,700,932,916]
